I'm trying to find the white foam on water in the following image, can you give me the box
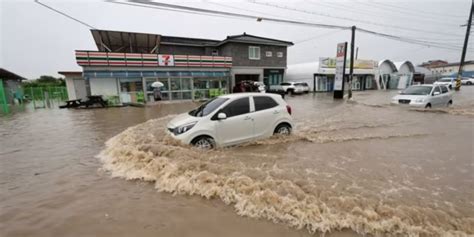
[98,116,474,236]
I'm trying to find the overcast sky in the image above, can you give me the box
[1,0,473,79]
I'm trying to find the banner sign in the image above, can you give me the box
[320,57,376,69]
[158,54,175,66]
[334,43,347,91]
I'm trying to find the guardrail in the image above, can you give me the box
[75,51,232,68]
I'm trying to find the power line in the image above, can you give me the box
[108,0,463,51]
[115,0,350,30]
[34,0,97,29]
[369,2,465,19]
[251,1,465,37]
[307,1,461,28]
[294,29,345,44]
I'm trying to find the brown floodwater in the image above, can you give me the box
[1,88,473,237]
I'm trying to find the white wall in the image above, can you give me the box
[65,78,76,100]
[89,78,118,96]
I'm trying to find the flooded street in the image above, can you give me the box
[1,88,473,236]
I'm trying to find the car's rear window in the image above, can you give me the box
[280,83,291,86]
[254,96,278,111]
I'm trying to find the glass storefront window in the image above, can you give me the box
[182,78,192,90]
[170,78,181,91]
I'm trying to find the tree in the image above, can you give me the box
[22,75,65,87]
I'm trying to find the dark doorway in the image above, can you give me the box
[235,74,259,84]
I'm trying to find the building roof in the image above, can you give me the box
[90,29,293,52]
[58,71,83,77]
[219,32,294,46]
[429,60,474,68]
[0,68,25,80]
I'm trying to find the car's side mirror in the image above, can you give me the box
[217,112,227,120]
[433,91,440,96]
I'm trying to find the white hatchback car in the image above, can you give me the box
[391,84,453,108]
[167,93,293,149]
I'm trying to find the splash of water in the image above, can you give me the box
[98,116,474,236]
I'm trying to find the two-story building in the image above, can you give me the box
[72,29,293,104]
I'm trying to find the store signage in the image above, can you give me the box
[158,54,175,66]
[334,43,347,91]
[320,57,376,69]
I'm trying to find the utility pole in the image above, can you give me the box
[455,0,473,91]
[348,26,356,99]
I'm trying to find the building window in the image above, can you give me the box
[277,52,283,58]
[265,51,272,57]
[249,46,260,60]
[212,49,219,56]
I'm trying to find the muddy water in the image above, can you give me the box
[1,88,473,237]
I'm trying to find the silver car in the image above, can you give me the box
[391,84,453,108]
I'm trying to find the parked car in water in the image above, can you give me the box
[391,84,453,108]
[434,77,456,89]
[280,82,305,94]
[167,93,293,149]
[460,77,474,85]
[294,82,310,93]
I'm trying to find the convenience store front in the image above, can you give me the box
[77,51,232,104]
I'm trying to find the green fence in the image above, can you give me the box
[0,79,9,114]
[23,86,68,109]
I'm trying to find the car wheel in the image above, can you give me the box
[447,100,453,107]
[191,136,215,149]
[288,89,294,95]
[274,123,292,135]
[425,103,432,109]
[449,85,452,89]
[467,81,472,85]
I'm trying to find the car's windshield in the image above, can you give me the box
[401,86,432,95]
[189,97,229,117]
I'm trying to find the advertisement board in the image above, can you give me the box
[319,57,376,69]
[334,43,347,91]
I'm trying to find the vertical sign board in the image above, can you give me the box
[333,42,347,99]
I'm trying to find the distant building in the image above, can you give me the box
[286,58,416,92]
[0,68,25,105]
[58,71,88,100]
[418,60,448,69]
[73,30,293,103]
[420,60,474,78]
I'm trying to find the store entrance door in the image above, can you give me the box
[235,74,259,84]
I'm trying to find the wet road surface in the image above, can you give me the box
[1,88,473,236]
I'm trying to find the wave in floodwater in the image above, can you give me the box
[411,107,474,117]
[98,116,473,236]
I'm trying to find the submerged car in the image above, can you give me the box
[167,93,293,149]
[280,82,305,94]
[294,82,310,93]
[434,77,456,89]
[391,84,453,108]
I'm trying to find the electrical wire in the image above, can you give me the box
[34,0,97,29]
[294,29,345,44]
[123,0,351,30]
[307,1,461,28]
[112,0,466,51]
[368,2,466,20]
[251,1,465,37]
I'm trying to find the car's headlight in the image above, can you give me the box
[174,122,197,135]
[415,98,425,103]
